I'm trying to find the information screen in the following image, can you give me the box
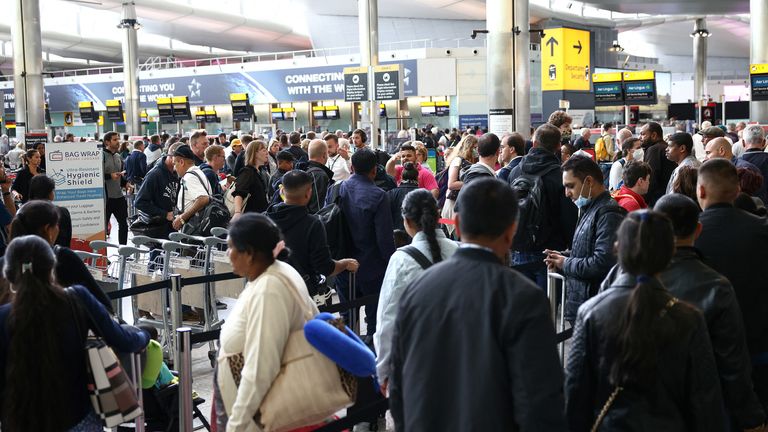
[751,75,768,101]
[623,80,657,104]
[594,82,624,106]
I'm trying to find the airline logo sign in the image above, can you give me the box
[541,28,591,91]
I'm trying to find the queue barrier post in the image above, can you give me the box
[177,327,194,432]
[170,273,183,366]
[130,352,145,432]
[547,272,568,364]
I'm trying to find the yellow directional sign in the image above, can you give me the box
[623,70,655,81]
[541,28,591,91]
[593,72,623,83]
[751,64,768,75]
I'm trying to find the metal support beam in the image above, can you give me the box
[120,2,142,136]
[692,18,708,123]
[12,0,45,137]
[487,0,515,134]
[358,0,380,149]
[752,0,768,123]
[514,0,531,137]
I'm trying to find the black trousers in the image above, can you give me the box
[105,196,129,245]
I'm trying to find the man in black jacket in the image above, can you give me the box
[306,139,335,213]
[266,170,357,300]
[695,158,768,409]
[640,121,677,206]
[509,123,578,288]
[545,155,625,323]
[390,178,566,431]
[134,142,181,238]
[656,193,767,429]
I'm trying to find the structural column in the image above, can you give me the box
[358,0,380,148]
[692,18,708,116]
[751,0,768,123]
[513,0,530,137]
[11,0,45,137]
[120,2,141,136]
[486,0,514,134]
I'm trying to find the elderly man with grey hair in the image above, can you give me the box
[740,125,768,202]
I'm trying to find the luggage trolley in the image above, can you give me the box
[547,272,568,364]
[130,235,202,362]
[169,231,242,366]
[74,240,123,316]
[207,227,247,302]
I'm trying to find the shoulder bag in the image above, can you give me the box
[218,272,356,432]
[65,288,143,428]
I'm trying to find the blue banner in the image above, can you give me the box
[1,60,418,112]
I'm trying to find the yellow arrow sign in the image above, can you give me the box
[541,28,591,91]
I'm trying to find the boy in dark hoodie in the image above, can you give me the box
[266,170,358,301]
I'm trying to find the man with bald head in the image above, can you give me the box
[695,158,768,410]
[306,139,335,213]
[704,137,761,173]
[615,127,633,150]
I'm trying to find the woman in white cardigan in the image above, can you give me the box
[214,213,318,432]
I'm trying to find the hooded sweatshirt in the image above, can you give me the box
[266,203,335,295]
[507,147,578,252]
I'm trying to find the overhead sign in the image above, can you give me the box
[105,99,124,121]
[47,140,106,251]
[63,111,74,126]
[373,64,404,100]
[343,66,369,102]
[751,64,768,101]
[78,101,99,123]
[593,72,624,106]
[623,70,657,105]
[541,27,591,91]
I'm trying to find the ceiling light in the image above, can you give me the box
[117,19,141,30]
[608,40,624,52]
[690,29,711,38]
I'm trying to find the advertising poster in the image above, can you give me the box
[46,141,105,251]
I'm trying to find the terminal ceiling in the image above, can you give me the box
[0,0,755,73]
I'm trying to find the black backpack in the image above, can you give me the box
[509,164,560,251]
[316,183,353,259]
[181,170,231,237]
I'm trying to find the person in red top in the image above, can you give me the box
[385,142,439,199]
[613,160,651,212]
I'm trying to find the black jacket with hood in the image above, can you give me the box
[266,203,335,294]
[306,161,335,213]
[508,147,578,252]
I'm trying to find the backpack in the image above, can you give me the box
[400,245,433,270]
[181,170,231,237]
[316,183,353,260]
[435,168,450,208]
[595,135,613,162]
[374,165,397,191]
[509,164,561,251]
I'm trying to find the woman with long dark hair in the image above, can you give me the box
[11,149,44,203]
[0,235,148,431]
[374,189,459,394]
[1,201,113,312]
[214,213,318,430]
[565,210,725,431]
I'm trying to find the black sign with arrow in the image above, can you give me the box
[546,37,559,56]
[572,40,582,54]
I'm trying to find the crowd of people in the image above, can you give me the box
[1,113,768,431]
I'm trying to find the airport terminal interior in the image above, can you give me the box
[2,0,768,431]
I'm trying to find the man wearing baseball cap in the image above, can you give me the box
[226,139,243,173]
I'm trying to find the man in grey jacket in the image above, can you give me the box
[103,131,128,244]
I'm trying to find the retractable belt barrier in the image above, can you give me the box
[117,269,576,430]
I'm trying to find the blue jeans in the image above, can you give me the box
[510,251,548,291]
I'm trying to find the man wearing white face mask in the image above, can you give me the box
[544,155,626,324]
[608,137,644,191]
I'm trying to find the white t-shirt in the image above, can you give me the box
[177,166,211,213]
[326,154,351,182]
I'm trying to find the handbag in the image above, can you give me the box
[218,272,356,432]
[591,386,622,432]
[65,288,143,428]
